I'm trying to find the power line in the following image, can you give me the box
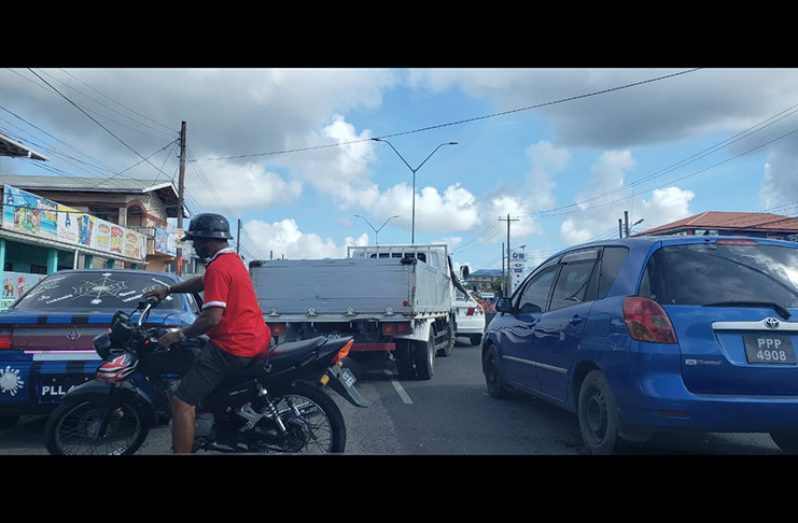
[192,69,702,162]
[32,68,175,142]
[58,68,176,133]
[528,99,798,219]
[27,69,177,185]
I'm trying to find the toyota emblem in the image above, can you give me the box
[66,331,81,341]
[764,317,780,329]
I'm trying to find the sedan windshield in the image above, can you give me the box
[13,272,184,311]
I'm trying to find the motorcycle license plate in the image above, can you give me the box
[327,365,356,388]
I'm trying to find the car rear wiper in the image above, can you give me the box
[703,301,792,320]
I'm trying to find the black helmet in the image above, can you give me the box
[181,213,233,241]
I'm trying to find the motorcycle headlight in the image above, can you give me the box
[92,332,113,359]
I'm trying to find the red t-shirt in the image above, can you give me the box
[202,248,270,357]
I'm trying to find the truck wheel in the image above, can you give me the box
[394,341,414,380]
[437,324,455,357]
[414,331,435,380]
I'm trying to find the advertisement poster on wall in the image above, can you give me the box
[77,213,95,248]
[56,203,80,244]
[110,225,124,254]
[124,229,145,259]
[2,185,58,240]
[2,185,146,261]
[154,226,177,256]
[0,271,46,311]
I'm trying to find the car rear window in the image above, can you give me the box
[641,243,798,307]
[13,272,184,311]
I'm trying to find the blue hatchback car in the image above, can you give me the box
[483,236,798,454]
[0,270,199,428]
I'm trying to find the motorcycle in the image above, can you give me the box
[44,297,369,455]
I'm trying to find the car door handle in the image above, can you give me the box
[569,316,584,325]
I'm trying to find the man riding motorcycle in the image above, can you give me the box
[143,213,270,454]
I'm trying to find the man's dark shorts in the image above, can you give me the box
[175,341,256,406]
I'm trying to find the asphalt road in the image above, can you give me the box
[0,337,785,455]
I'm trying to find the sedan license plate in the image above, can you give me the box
[743,335,797,364]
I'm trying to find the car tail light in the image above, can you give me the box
[382,322,412,336]
[466,307,475,316]
[623,296,677,344]
[269,323,286,336]
[0,329,12,350]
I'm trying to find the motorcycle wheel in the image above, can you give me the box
[44,397,149,455]
[263,382,346,453]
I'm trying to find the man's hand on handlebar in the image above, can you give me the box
[142,286,170,302]
[157,328,183,349]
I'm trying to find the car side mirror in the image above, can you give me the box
[495,297,513,313]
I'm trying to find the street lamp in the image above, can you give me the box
[629,218,645,236]
[354,214,400,245]
[371,138,458,244]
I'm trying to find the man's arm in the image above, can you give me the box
[158,306,223,347]
[181,307,223,338]
[142,276,204,301]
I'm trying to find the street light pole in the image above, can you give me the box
[371,138,458,244]
[354,214,400,245]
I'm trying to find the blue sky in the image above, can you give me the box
[2,68,798,274]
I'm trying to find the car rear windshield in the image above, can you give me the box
[641,243,798,307]
[13,272,184,311]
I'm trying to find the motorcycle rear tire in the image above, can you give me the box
[269,382,347,453]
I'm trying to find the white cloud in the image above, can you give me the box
[187,160,302,212]
[524,140,571,210]
[339,181,481,233]
[409,69,798,148]
[243,219,368,260]
[759,139,798,211]
[558,150,694,245]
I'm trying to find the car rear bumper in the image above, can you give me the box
[618,370,798,431]
[456,319,485,335]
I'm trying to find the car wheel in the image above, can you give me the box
[0,415,20,429]
[469,334,482,346]
[577,370,620,455]
[483,345,507,399]
[770,431,798,453]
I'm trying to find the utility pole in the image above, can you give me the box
[236,218,242,254]
[176,121,186,276]
[500,214,519,294]
[624,210,629,238]
[618,218,623,239]
[501,241,505,296]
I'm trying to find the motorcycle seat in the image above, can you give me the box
[264,336,328,374]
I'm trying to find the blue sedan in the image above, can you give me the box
[0,270,198,427]
[483,236,798,454]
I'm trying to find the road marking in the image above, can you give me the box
[385,370,413,404]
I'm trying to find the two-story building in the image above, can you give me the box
[0,174,199,309]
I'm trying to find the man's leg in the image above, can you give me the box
[171,395,196,454]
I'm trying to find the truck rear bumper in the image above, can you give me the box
[352,342,396,352]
